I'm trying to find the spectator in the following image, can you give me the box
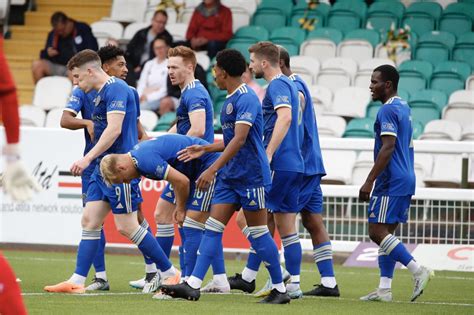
[185,0,232,58]
[241,63,265,103]
[32,12,98,83]
[137,37,171,112]
[125,10,173,86]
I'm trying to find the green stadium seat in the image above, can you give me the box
[327,2,367,34]
[252,9,286,30]
[439,13,472,38]
[453,32,474,69]
[399,72,427,95]
[429,61,472,96]
[410,107,440,127]
[412,120,424,139]
[366,1,405,34]
[402,13,435,37]
[270,27,306,47]
[234,26,269,42]
[290,2,330,28]
[226,40,252,61]
[406,2,442,20]
[365,101,382,118]
[153,112,176,132]
[307,27,344,44]
[398,89,410,102]
[344,29,380,48]
[415,31,456,65]
[343,118,375,138]
[399,60,433,80]
[409,89,448,112]
[259,0,294,17]
[444,2,474,22]
[273,40,299,56]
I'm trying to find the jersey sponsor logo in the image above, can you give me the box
[226,103,233,114]
[237,111,252,121]
[189,103,202,111]
[382,122,395,131]
[221,122,235,130]
[110,100,125,110]
[275,95,289,104]
[68,95,79,103]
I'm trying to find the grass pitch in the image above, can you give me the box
[4,250,474,314]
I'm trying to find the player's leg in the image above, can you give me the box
[155,185,177,258]
[0,254,27,315]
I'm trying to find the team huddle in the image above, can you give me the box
[44,41,432,304]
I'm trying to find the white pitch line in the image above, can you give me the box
[306,296,474,308]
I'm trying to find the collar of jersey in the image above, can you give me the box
[181,79,199,93]
[97,76,115,94]
[226,83,246,98]
[270,73,283,82]
[384,96,401,105]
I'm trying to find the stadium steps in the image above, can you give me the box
[5,0,112,105]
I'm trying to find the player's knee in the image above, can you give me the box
[368,225,383,244]
[81,213,100,230]
[235,210,246,229]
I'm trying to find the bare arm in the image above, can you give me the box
[266,107,291,163]
[137,120,149,141]
[168,123,177,133]
[187,110,206,138]
[61,110,94,140]
[165,166,190,225]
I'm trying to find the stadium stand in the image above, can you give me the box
[419,119,463,141]
[32,76,72,111]
[139,109,159,131]
[19,105,46,127]
[321,149,357,185]
[290,55,320,85]
[316,115,346,138]
[44,108,64,128]
[351,151,373,185]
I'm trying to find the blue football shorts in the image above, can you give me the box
[267,170,303,213]
[368,195,412,224]
[212,177,269,211]
[299,174,323,214]
[160,181,215,212]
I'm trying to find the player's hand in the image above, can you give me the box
[47,47,59,57]
[173,208,186,226]
[359,180,374,202]
[2,144,41,202]
[177,145,205,162]
[70,156,92,176]
[85,120,95,142]
[195,168,215,191]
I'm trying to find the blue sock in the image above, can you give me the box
[140,220,154,266]
[131,226,172,272]
[380,234,414,266]
[92,228,106,273]
[282,233,302,283]
[75,229,101,277]
[378,248,396,278]
[249,225,282,285]
[183,217,205,278]
[313,242,335,277]
[211,242,226,275]
[155,223,175,258]
[242,226,261,272]
[178,227,186,276]
[191,218,225,281]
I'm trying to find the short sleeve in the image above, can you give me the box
[268,79,292,110]
[64,87,85,115]
[132,88,141,118]
[187,93,206,114]
[106,83,128,115]
[235,94,259,126]
[378,106,399,137]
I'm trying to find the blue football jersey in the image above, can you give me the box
[220,84,271,188]
[130,134,219,182]
[92,77,139,160]
[372,96,416,196]
[262,74,304,172]
[176,79,214,142]
[65,86,97,156]
[289,74,326,176]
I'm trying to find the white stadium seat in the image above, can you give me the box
[329,87,371,118]
[359,58,395,71]
[33,76,72,111]
[337,40,374,64]
[308,85,332,114]
[19,106,46,127]
[419,120,462,141]
[315,69,351,93]
[122,22,150,41]
[183,0,202,9]
[291,56,320,85]
[139,110,159,131]
[167,23,188,42]
[322,57,358,80]
[321,150,357,184]
[108,0,147,22]
[466,75,474,90]
[414,153,434,187]
[316,115,346,138]
[374,43,411,66]
[222,0,257,16]
[300,39,337,63]
[424,154,463,188]
[196,51,210,71]
[351,151,373,185]
[91,21,124,40]
[443,104,474,129]
[44,108,64,128]
[448,90,474,106]
[461,124,474,141]
[353,70,372,89]
[230,8,251,33]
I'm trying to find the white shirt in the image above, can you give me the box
[137,58,168,102]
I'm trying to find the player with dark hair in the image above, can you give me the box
[359,65,433,302]
[160,48,290,304]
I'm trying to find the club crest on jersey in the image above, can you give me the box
[94,96,101,106]
[155,165,166,178]
[226,103,233,114]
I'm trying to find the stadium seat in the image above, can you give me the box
[343,117,374,138]
[354,58,396,89]
[399,60,433,80]
[315,69,351,93]
[234,26,269,42]
[415,31,456,65]
[365,101,382,118]
[412,120,424,139]
[290,2,330,29]
[290,56,320,85]
[108,0,147,22]
[322,57,358,80]
[222,0,257,16]
[308,85,333,114]
[44,108,64,128]
[424,154,462,188]
[33,77,72,111]
[167,23,188,42]
[461,124,474,141]
[139,110,159,131]
[321,150,357,184]
[19,105,46,127]
[414,153,434,187]
[452,32,474,69]
[258,0,294,17]
[230,8,251,33]
[373,31,417,66]
[301,28,342,62]
[91,21,124,41]
[196,52,210,71]
[337,40,374,64]
[449,90,474,106]
[443,2,474,22]
[406,1,443,21]
[353,70,372,89]
[398,72,427,95]
[307,27,344,44]
[409,89,448,112]
[327,1,367,34]
[316,115,346,138]
[227,39,253,61]
[439,12,472,38]
[402,2,441,37]
[122,22,149,41]
[411,107,440,127]
[419,119,462,141]
[351,151,373,185]
[430,61,472,96]
[344,29,380,48]
[467,75,474,90]
[443,104,474,129]
[252,9,286,30]
[270,27,306,48]
[330,87,370,118]
[366,1,405,35]
[153,112,176,132]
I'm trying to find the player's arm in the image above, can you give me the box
[61,111,94,140]
[187,110,206,138]
[165,166,190,225]
[137,120,149,141]
[266,106,291,163]
[168,123,177,133]
[177,140,225,162]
